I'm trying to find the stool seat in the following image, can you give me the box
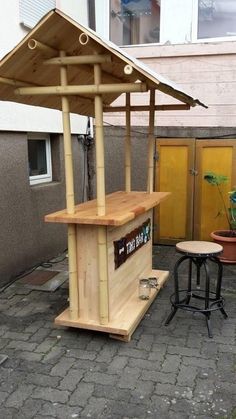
[165,240,227,338]
[176,241,223,256]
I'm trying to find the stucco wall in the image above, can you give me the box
[0,132,85,288]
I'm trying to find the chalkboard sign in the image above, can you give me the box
[114,218,151,269]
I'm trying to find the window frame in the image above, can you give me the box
[28,133,52,186]
[192,0,236,43]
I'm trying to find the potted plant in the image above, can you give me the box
[204,172,236,264]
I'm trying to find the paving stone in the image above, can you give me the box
[93,383,130,402]
[128,357,161,372]
[69,382,94,407]
[40,401,82,418]
[31,386,70,403]
[50,357,75,377]
[5,384,35,408]
[0,407,18,419]
[15,351,43,362]
[3,331,31,341]
[177,364,198,387]
[161,354,181,373]
[80,396,108,417]
[65,348,97,360]
[104,399,148,418]
[59,368,84,391]
[34,338,58,354]
[26,372,61,388]
[182,356,216,370]
[16,398,43,419]
[106,355,128,373]
[117,366,141,390]
[83,371,118,386]
[6,340,37,351]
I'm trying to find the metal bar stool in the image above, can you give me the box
[165,241,228,338]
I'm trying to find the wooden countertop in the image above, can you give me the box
[45,191,170,226]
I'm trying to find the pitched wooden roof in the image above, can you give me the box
[0,9,206,116]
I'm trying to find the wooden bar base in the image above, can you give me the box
[55,269,168,341]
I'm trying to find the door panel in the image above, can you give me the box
[194,139,236,240]
[154,138,195,244]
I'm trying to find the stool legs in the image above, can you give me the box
[165,253,228,337]
[213,256,228,319]
[165,255,189,326]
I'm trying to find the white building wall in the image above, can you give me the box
[0,0,88,133]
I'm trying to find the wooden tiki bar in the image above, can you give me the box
[0,10,205,341]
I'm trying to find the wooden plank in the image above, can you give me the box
[45,191,170,226]
[54,269,169,338]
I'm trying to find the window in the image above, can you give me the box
[19,0,56,29]
[28,134,52,185]
[197,0,236,40]
[110,0,160,46]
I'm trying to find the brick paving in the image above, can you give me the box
[0,245,235,419]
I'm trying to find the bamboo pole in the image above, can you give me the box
[79,32,89,45]
[125,93,131,192]
[94,63,106,216]
[147,89,155,193]
[28,39,58,56]
[94,62,109,325]
[104,104,191,112]
[15,82,147,96]
[44,55,112,66]
[0,76,36,87]
[60,50,79,320]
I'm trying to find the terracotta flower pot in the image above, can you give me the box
[210,230,236,264]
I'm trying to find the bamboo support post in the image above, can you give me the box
[125,93,131,192]
[44,54,112,66]
[15,82,147,96]
[94,63,106,216]
[94,62,109,324]
[28,39,58,57]
[60,50,78,320]
[147,89,155,193]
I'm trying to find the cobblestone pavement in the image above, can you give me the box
[0,245,235,419]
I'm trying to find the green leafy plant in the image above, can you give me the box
[204,172,236,233]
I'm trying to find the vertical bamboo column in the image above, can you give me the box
[94,62,109,324]
[60,50,79,320]
[125,93,131,192]
[147,89,156,193]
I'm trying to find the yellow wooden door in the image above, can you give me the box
[154,138,195,244]
[194,139,236,240]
